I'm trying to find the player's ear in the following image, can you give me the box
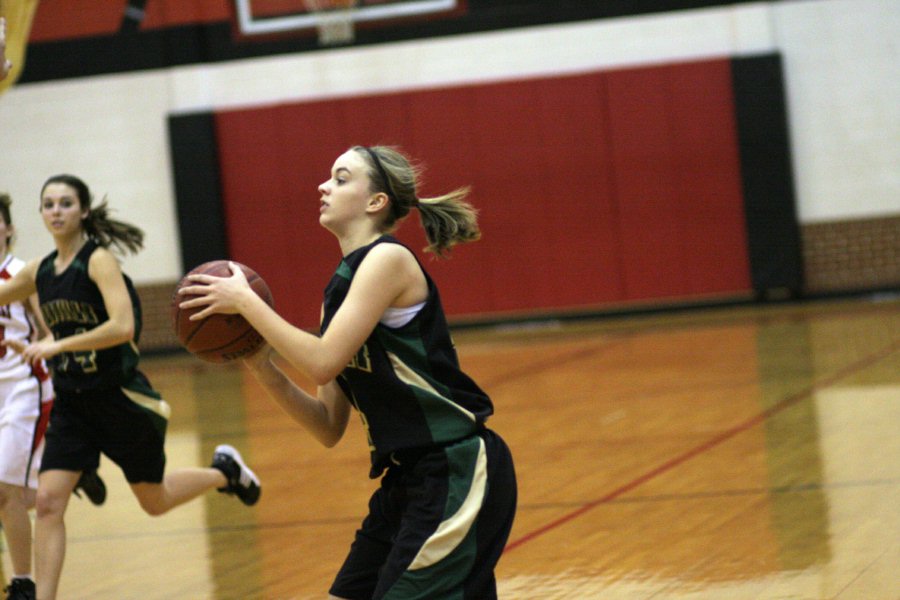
[366,192,389,213]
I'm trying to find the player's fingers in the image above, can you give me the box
[187,306,213,321]
[227,261,248,282]
[178,294,212,310]
[184,273,219,284]
[2,338,26,353]
[177,283,209,297]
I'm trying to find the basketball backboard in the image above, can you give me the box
[235,0,462,45]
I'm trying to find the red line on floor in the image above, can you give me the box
[503,338,900,553]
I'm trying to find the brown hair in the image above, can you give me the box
[41,174,144,255]
[353,145,480,257]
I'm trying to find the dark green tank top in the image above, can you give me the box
[322,235,493,477]
[36,240,143,392]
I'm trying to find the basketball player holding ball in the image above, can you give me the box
[0,174,261,600]
[181,146,518,600]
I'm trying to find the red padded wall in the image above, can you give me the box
[669,61,750,295]
[608,66,685,299]
[215,59,750,329]
[607,61,749,301]
[30,0,232,41]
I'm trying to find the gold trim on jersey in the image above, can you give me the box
[408,438,487,570]
[386,351,476,423]
[122,387,172,421]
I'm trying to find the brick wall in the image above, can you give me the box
[134,214,900,353]
[802,215,900,294]
[137,281,181,352]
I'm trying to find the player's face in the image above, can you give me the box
[40,183,87,238]
[318,149,376,231]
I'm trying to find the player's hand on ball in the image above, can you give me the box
[172,260,273,363]
[180,261,253,320]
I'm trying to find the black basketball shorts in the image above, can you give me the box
[40,376,171,484]
[329,428,517,600]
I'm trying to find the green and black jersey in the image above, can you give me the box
[322,235,493,477]
[36,239,143,393]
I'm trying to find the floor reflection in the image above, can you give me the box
[1,297,896,599]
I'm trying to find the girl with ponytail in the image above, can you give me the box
[0,174,260,600]
[182,146,517,600]
[43,174,146,256]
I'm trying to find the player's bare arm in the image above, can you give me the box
[243,346,351,447]
[16,250,134,363]
[182,244,423,385]
[27,293,52,341]
[255,242,422,384]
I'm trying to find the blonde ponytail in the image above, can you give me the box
[354,146,480,257]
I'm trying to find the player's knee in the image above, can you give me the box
[34,488,67,520]
[138,500,165,516]
[136,495,168,517]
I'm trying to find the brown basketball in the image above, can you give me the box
[171,260,274,363]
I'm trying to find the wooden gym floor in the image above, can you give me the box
[2,295,898,599]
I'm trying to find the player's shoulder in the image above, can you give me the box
[86,243,117,263]
[371,238,413,257]
[365,238,417,269]
[86,244,124,278]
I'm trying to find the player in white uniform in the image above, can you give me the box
[0,194,54,600]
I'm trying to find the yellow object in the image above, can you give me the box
[0,0,40,94]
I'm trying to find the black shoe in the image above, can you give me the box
[211,444,261,506]
[73,469,107,506]
[4,578,35,600]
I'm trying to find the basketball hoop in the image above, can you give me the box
[234,1,459,42]
[303,0,357,46]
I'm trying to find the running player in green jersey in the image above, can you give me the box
[0,174,261,600]
[182,145,517,600]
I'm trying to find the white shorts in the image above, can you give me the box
[0,366,54,490]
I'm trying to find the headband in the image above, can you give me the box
[361,147,397,202]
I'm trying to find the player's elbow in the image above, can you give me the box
[317,417,348,448]
[319,430,343,448]
[310,371,338,388]
[115,321,136,344]
[307,361,345,387]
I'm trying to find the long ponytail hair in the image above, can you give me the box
[354,146,480,257]
[41,174,144,255]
